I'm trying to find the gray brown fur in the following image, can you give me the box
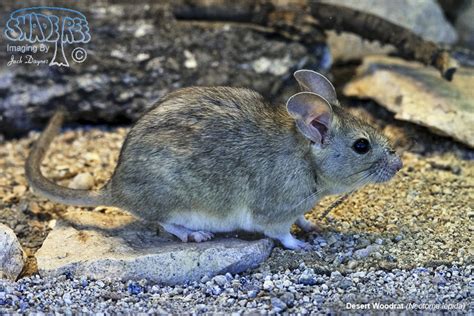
[109,87,316,224]
[26,72,402,249]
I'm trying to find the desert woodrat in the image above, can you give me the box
[26,70,402,249]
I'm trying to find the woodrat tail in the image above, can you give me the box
[25,110,109,207]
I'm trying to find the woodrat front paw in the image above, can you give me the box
[278,233,312,251]
[189,231,214,242]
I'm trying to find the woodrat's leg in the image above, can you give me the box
[161,223,214,242]
[265,222,311,250]
[295,215,319,232]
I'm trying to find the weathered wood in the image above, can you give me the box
[0,2,312,137]
[172,0,458,80]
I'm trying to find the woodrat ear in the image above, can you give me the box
[294,70,339,106]
[286,92,333,146]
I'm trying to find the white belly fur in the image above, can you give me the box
[168,207,258,233]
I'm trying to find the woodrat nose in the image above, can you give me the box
[394,156,403,171]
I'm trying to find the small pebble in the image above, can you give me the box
[213,275,227,287]
[68,173,94,190]
[298,274,317,286]
[393,235,404,243]
[263,280,274,290]
[279,292,295,306]
[337,278,353,290]
[270,297,287,312]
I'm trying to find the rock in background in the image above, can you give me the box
[323,0,458,61]
[0,223,25,281]
[36,210,274,284]
[453,1,474,50]
[343,55,474,148]
[0,2,314,137]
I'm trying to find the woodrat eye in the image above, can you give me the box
[352,138,370,154]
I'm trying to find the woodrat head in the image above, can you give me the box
[287,70,403,194]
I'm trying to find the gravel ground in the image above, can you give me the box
[0,265,471,313]
[0,104,473,313]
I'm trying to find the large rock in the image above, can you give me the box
[323,0,457,61]
[0,223,25,281]
[343,55,474,148]
[35,210,274,284]
[455,1,474,49]
[326,31,393,62]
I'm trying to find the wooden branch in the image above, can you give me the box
[171,0,457,80]
[172,0,272,24]
[308,2,457,81]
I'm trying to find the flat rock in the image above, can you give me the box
[343,56,474,148]
[0,223,26,281]
[35,210,274,284]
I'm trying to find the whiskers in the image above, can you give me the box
[289,186,324,212]
[318,191,352,220]
[319,168,377,220]
[289,166,379,219]
[351,167,378,189]
[342,160,378,180]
